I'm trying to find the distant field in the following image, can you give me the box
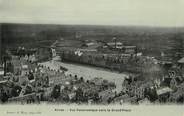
[1,23,184,61]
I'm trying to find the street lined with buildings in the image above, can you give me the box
[39,59,126,93]
[1,35,184,105]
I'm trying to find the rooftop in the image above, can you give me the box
[0,70,4,75]
[0,80,8,84]
[124,46,136,49]
[156,87,173,96]
[107,42,123,46]
[178,57,184,63]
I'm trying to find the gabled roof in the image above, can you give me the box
[0,80,8,84]
[178,57,184,63]
[124,46,136,49]
[156,87,173,96]
[113,94,129,102]
[107,42,123,46]
[138,98,151,104]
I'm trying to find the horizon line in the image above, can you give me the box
[1,22,184,29]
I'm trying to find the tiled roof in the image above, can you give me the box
[178,57,184,63]
[156,87,173,95]
[0,80,8,84]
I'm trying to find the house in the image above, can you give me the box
[35,47,52,62]
[170,76,184,90]
[178,57,184,71]
[107,42,123,46]
[21,64,29,76]
[8,92,38,104]
[138,98,151,105]
[28,54,36,63]
[163,68,184,90]
[0,64,4,76]
[89,77,104,86]
[129,80,152,99]
[10,56,22,75]
[112,94,129,105]
[136,52,142,57]
[77,49,97,52]
[82,41,100,50]
[0,80,10,103]
[169,82,184,103]
[161,76,172,87]
[79,83,101,101]
[122,75,146,99]
[98,89,115,104]
[134,83,145,99]
[178,57,184,64]
[51,48,57,58]
[123,46,136,54]
[107,42,123,49]
[18,75,29,86]
[0,80,8,85]
[122,76,132,93]
[156,87,173,102]
[42,87,53,100]
[121,96,138,104]
[177,82,184,91]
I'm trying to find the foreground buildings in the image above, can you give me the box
[1,37,184,105]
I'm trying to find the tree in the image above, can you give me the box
[79,77,84,82]
[11,85,22,97]
[25,86,32,95]
[75,88,84,102]
[1,92,9,103]
[93,93,100,102]
[169,33,184,61]
[177,95,184,103]
[51,85,60,99]
[28,72,34,80]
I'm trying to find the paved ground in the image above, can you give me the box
[39,59,127,93]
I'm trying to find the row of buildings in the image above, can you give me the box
[56,38,145,73]
[110,58,184,105]
[1,38,184,105]
[0,49,118,104]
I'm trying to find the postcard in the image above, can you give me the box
[0,0,184,116]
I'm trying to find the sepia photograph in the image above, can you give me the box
[0,0,184,116]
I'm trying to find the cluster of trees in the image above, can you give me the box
[169,33,184,61]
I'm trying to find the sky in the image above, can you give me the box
[0,0,184,27]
